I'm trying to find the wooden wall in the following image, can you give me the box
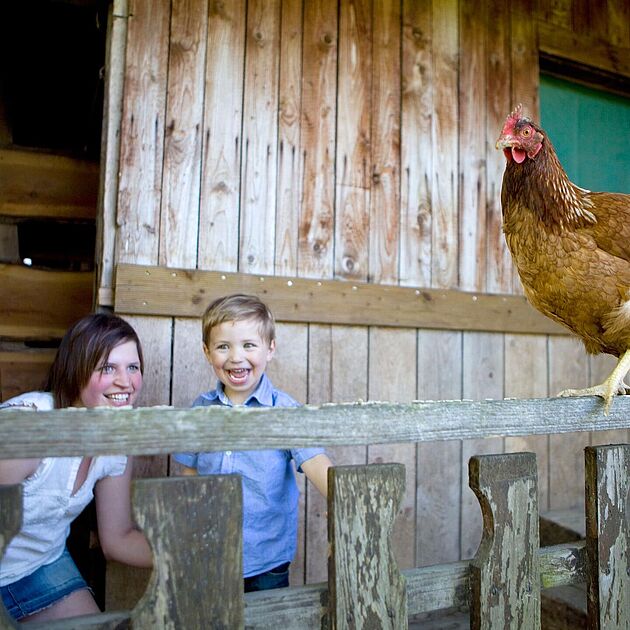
[97,0,630,593]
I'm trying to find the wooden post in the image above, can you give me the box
[0,485,21,629]
[585,444,630,629]
[130,475,243,629]
[328,464,407,629]
[469,452,540,629]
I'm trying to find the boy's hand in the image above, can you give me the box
[181,465,199,476]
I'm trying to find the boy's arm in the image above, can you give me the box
[301,453,333,497]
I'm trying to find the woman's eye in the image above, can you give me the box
[128,365,140,373]
[100,365,115,374]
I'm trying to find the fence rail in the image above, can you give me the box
[0,397,628,628]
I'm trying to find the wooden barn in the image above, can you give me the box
[1,0,630,627]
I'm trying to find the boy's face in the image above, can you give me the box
[204,318,275,405]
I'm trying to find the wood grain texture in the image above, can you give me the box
[400,0,432,288]
[239,0,280,275]
[458,0,487,292]
[197,0,246,272]
[430,0,458,289]
[328,464,407,629]
[369,0,400,285]
[469,453,541,629]
[114,263,568,334]
[585,445,630,629]
[335,0,371,282]
[131,475,243,628]
[0,265,93,340]
[159,0,207,268]
[116,0,170,265]
[2,397,628,459]
[416,330,463,566]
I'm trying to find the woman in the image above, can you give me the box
[0,313,153,623]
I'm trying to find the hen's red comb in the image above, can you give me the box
[508,104,523,120]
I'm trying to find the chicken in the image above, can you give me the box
[496,104,630,414]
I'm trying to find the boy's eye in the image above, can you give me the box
[216,344,228,350]
[244,342,257,349]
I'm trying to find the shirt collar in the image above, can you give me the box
[211,373,274,407]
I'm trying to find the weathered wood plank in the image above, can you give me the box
[239,0,280,275]
[115,0,170,265]
[158,0,207,268]
[335,0,371,282]
[197,0,246,272]
[114,263,568,335]
[369,0,400,285]
[130,476,243,628]
[585,445,630,629]
[0,264,93,340]
[469,453,541,629]
[328,464,407,629]
[2,396,629,459]
[20,542,587,628]
[0,149,98,220]
[400,0,432,288]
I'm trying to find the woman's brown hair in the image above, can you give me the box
[46,313,144,408]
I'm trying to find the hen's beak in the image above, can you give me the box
[495,135,514,150]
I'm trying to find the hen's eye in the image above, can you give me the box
[522,128,531,136]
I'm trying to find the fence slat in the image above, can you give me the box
[585,444,630,629]
[469,452,541,629]
[130,475,243,629]
[328,464,407,629]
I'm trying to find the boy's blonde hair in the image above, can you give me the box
[202,294,276,347]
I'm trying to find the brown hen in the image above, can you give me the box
[496,104,630,413]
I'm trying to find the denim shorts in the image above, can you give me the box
[0,548,90,621]
[244,561,290,593]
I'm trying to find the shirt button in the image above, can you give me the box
[225,451,232,456]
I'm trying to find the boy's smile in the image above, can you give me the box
[204,318,275,405]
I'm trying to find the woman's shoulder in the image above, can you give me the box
[0,391,53,411]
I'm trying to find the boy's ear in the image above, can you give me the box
[267,338,276,361]
[202,342,212,362]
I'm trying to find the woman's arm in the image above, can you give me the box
[301,453,333,497]
[94,458,153,568]
[0,459,41,484]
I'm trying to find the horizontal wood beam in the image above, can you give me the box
[0,396,625,459]
[0,148,99,220]
[538,21,630,81]
[114,264,567,335]
[0,264,93,340]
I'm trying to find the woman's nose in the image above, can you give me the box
[114,369,131,386]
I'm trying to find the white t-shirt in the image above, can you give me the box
[0,392,127,585]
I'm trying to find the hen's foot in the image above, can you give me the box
[558,382,627,415]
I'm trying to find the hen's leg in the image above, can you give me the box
[558,349,630,415]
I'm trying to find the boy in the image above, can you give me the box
[174,294,332,592]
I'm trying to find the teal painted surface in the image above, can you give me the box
[539,75,630,194]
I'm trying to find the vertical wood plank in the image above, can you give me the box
[369,0,400,285]
[159,0,207,268]
[197,0,246,272]
[0,485,21,628]
[458,0,487,292]
[298,0,338,279]
[97,0,129,297]
[548,336,590,510]
[116,0,170,265]
[461,332,504,560]
[416,330,463,566]
[400,0,432,288]
[469,453,541,630]
[240,0,281,275]
[275,0,303,277]
[368,327,417,570]
[431,0,458,289]
[585,445,630,630]
[335,0,371,282]
[607,0,630,48]
[504,333,550,512]
[306,325,369,584]
[485,0,513,294]
[328,464,407,630]
[131,476,243,628]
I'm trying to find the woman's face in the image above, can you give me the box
[77,340,143,408]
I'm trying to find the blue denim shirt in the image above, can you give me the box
[173,373,324,577]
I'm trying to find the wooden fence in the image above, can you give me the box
[0,396,629,629]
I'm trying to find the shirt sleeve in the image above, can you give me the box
[173,452,199,468]
[291,447,326,472]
